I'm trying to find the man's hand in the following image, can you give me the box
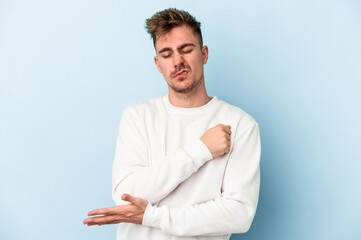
[201,124,231,158]
[83,194,148,226]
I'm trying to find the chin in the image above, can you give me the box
[171,82,198,94]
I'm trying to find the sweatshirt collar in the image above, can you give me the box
[163,95,219,114]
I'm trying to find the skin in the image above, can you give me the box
[154,25,210,108]
[83,194,148,226]
[83,24,232,227]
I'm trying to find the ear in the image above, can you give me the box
[154,56,162,73]
[202,45,209,64]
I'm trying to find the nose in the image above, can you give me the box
[173,52,185,68]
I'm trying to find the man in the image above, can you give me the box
[84,8,261,240]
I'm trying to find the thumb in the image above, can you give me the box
[122,193,137,204]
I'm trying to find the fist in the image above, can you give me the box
[200,124,231,158]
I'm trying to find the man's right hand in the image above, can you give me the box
[200,124,231,159]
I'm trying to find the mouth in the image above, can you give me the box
[173,70,188,79]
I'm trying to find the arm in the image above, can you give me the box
[142,121,261,236]
[113,106,226,205]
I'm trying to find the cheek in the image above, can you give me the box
[190,58,203,71]
[159,65,171,80]
[189,54,203,67]
[159,61,171,73]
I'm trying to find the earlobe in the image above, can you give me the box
[154,56,162,73]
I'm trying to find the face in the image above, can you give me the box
[154,25,208,94]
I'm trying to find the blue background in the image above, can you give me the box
[1,0,360,239]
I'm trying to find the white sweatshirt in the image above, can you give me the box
[112,96,261,240]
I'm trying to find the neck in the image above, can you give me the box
[168,81,212,108]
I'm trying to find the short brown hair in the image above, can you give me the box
[145,8,203,47]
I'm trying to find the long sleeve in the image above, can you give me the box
[112,105,213,205]
[142,121,261,236]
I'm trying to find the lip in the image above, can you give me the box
[173,70,188,78]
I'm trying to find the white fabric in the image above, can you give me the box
[112,96,261,240]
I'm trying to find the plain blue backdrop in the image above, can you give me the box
[1,0,360,239]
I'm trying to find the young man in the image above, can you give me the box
[84,8,261,240]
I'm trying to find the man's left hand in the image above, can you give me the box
[83,194,148,226]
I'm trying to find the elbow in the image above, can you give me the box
[234,206,256,233]
[237,218,252,234]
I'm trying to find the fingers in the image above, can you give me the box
[223,125,231,150]
[84,205,136,225]
[201,124,232,158]
[88,206,121,216]
[88,208,104,216]
[88,203,140,216]
[84,215,126,226]
[122,193,148,207]
[223,125,232,135]
[84,195,148,226]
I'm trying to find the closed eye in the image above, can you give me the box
[178,43,195,54]
[161,54,171,58]
[180,49,193,54]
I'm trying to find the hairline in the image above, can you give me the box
[153,24,203,50]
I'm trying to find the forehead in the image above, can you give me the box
[155,25,200,52]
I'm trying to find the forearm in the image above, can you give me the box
[112,139,212,205]
[142,194,258,237]
[113,105,213,205]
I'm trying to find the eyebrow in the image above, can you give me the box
[158,43,196,54]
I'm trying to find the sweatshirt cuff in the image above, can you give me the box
[142,202,162,228]
[183,139,213,168]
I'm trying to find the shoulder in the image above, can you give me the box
[216,98,258,127]
[121,96,165,118]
